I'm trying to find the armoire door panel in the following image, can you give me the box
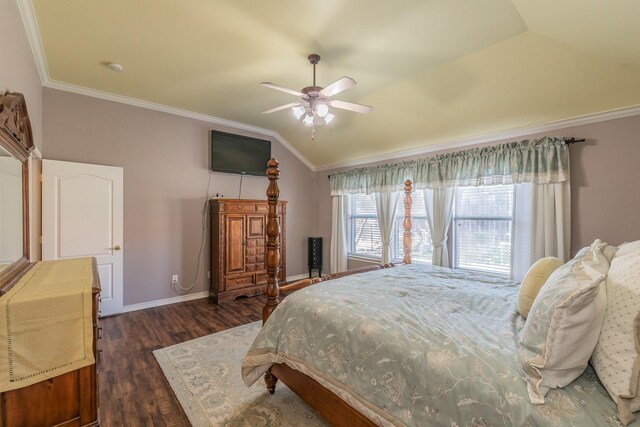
[225,215,245,274]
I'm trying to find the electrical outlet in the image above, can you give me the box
[172,274,178,284]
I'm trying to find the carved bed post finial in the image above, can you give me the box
[403,180,412,264]
[263,157,281,325]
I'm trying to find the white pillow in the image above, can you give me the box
[591,240,640,426]
[519,240,609,404]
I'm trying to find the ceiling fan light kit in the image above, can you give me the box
[261,53,372,139]
[292,105,306,119]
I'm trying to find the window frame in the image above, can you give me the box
[451,185,515,276]
[347,193,382,261]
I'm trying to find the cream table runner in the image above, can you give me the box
[0,258,95,392]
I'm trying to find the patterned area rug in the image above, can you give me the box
[153,322,327,426]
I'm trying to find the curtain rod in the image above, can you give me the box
[327,137,585,178]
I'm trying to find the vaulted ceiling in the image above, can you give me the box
[30,0,640,168]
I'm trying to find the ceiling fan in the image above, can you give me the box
[261,54,372,138]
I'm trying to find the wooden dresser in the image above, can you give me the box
[209,199,286,304]
[0,258,100,427]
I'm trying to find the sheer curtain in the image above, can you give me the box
[330,195,348,273]
[423,188,455,267]
[532,182,571,262]
[374,192,399,264]
[512,182,571,281]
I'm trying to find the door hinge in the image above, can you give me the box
[39,173,43,182]
[39,235,43,244]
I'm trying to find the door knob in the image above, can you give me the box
[114,245,121,251]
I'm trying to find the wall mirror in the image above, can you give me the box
[0,92,34,293]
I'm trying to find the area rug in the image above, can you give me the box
[153,322,327,426]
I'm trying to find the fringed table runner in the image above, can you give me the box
[0,258,95,392]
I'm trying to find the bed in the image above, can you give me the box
[241,158,637,426]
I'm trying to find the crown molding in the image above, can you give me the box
[315,104,640,171]
[16,0,49,83]
[43,80,318,171]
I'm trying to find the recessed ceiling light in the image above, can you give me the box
[107,62,124,72]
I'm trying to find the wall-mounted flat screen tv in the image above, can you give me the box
[210,130,271,176]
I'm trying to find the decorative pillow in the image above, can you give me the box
[591,240,640,426]
[517,257,564,318]
[519,240,609,404]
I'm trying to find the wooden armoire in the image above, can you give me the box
[209,199,287,304]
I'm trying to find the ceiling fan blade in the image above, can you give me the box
[330,99,373,114]
[320,77,356,97]
[261,102,303,114]
[261,82,304,97]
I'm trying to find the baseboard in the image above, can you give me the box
[121,274,310,313]
[121,291,209,313]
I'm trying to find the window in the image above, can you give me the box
[348,193,381,258]
[453,185,514,275]
[348,192,433,262]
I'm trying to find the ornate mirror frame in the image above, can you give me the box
[0,92,34,293]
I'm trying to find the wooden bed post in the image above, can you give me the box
[263,157,281,324]
[403,180,413,264]
[263,157,281,394]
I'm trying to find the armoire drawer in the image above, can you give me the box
[225,274,255,290]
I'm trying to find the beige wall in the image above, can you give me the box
[0,0,42,151]
[316,114,640,273]
[42,88,317,306]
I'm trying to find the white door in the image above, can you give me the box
[42,160,124,316]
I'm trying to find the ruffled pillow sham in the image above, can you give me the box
[518,240,609,404]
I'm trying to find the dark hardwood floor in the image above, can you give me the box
[98,295,266,426]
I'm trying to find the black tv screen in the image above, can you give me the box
[210,130,271,176]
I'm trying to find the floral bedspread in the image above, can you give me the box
[242,263,624,426]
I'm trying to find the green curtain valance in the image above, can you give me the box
[330,137,569,195]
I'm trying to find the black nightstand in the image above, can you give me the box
[308,237,323,278]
